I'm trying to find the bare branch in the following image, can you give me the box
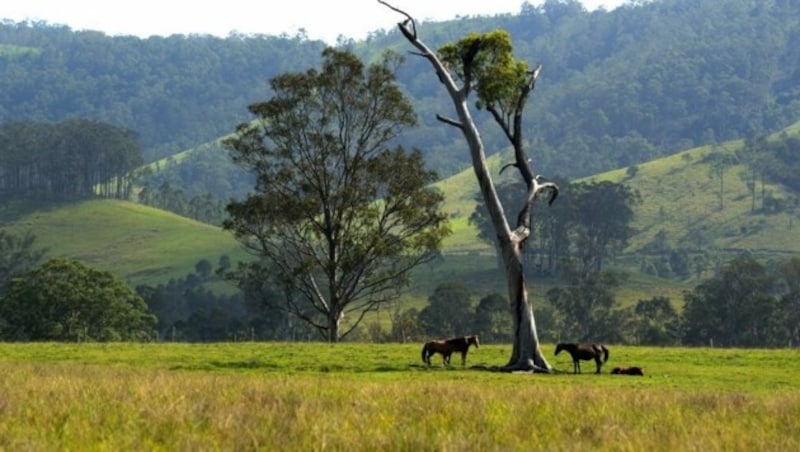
[377,0,414,31]
[499,158,531,175]
[436,114,463,129]
[499,162,516,174]
[539,181,559,206]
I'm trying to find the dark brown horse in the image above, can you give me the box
[421,335,480,367]
[555,342,609,374]
[611,366,644,376]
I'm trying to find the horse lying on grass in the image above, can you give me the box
[611,366,644,376]
[554,342,609,374]
[421,335,479,367]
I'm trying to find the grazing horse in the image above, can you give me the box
[421,335,480,367]
[555,342,609,374]
[611,366,644,376]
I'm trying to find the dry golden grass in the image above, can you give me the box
[1,343,799,451]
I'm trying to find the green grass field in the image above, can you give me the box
[1,343,798,450]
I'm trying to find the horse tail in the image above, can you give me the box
[602,345,609,362]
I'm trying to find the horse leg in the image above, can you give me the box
[461,351,467,367]
[573,359,580,374]
[595,356,602,374]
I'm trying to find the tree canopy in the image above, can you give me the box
[0,258,156,341]
[223,47,450,342]
[4,0,800,180]
[0,119,143,200]
[0,229,47,297]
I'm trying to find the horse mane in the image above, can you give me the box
[555,342,575,354]
[445,335,479,348]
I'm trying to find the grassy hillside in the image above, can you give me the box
[1,199,246,287]
[3,120,798,299]
[438,121,800,259]
[597,133,800,257]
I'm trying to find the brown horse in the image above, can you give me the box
[421,335,480,367]
[555,342,609,374]
[611,366,644,376]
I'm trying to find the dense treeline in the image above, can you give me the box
[1,227,798,346]
[3,0,800,183]
[0,22,326,162]
[0,119,143,199]
[377,254,800,348]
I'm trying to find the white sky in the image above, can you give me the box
[2,0,628,44]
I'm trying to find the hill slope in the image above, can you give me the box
[3,121,798,293]
[437,121,800,258]
[1,199,245,287]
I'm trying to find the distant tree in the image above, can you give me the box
[669,249,692,280]
[777,257,800,347]
[0,258,156,341]
[195,258,213,278]
[222,47,450,342]
[418,280,474,338]
[570,181,640,277]
[0,229,47,297]
[546,267,625,342]
[473,293,512,343]
[682,256,779,347]
[705,147,736,211]
[137,258,251,341]
[0,119,143,200]
[631,296,682,345]
[471,178,637,280]
[389,306,424,343]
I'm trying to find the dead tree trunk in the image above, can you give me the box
[382,1,559,372]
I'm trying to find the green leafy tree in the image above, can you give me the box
[777,257,800,347]
[473,293,512,343]
[631,296,682,345]
[0,258,156,341]
[418,280,474,338]
[222,47,450,342]
[389,307,423,343]
[570,181,640,277]
[682,256,779,347]
[0,229,47,297]
[0,119,142,200]
[546,268,626,343]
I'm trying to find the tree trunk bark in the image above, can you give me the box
[500,239,551,372]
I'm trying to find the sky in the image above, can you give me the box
[3,0,628,45]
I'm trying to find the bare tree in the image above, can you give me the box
[381,2,559,371]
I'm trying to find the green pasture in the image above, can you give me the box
[1,199,247,287]
[1,343,798,450]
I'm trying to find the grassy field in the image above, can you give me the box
[1,342,798,450]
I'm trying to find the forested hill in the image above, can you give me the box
[2,0,800,182]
